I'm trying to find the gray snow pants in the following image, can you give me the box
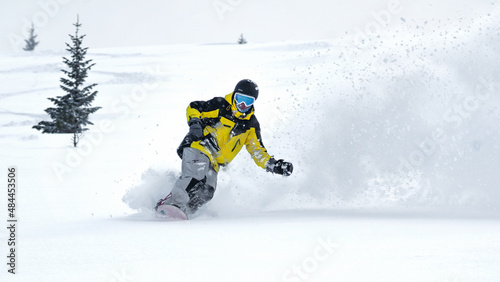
[165,147,217,214]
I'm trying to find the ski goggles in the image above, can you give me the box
[235,93,255,113]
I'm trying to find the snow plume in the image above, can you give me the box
[290,11,500,210]
[122,169,179,212]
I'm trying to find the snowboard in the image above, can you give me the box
[155,204,188,220]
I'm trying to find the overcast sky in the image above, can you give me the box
[0,0,494,53]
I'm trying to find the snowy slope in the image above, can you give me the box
[2,6,500,281]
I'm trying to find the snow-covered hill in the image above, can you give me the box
[1,6,500,281]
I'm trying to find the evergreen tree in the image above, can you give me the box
[33,16,101,147]
[23,23,39,51]
[237,33,247,44]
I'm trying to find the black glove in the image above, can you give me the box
[188,118,203,141]
[266,158,293,176]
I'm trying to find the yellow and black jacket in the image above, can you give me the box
[177,93,271,172]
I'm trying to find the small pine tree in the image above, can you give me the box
[23,23,39,51]
[237,33,247,45]
[33,16,101,147]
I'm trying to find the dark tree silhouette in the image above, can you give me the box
[33,16,100,147]
[237,33,247,44]
[23,23,39,51]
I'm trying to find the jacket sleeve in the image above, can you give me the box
[245,118,272,169]
[186,97,225,123]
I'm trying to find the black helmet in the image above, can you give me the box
[234,79,259,100]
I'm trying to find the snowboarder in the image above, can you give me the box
[156,79,293,216]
